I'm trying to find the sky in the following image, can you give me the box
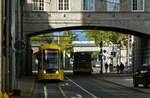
[54,30,89,41]
[73,30,89,41]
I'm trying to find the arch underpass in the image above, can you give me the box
[21,0,150,77]
[23,25,150,76]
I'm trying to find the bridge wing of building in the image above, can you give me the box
[23,0,150,36]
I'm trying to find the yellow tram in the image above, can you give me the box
[37,44,64,81]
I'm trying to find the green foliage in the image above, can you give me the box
[85,30,128,48]
[109,32,128,49]
[31,33,53,43]
[31,31,77,52]
[31,36,42,41]
[85,30,110,46]
[92,51,99,60]
[59,31,77,52]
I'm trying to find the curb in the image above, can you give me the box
[101,78,150,94]
[27,78,37,98]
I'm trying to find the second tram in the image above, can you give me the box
[73,52,93,74]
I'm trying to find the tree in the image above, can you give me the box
[85,30,128,48]
[31,33,53,43]
[59,31,77,53]
[84,30,128,62]
[85,30,110,46]
[109,32,128,48]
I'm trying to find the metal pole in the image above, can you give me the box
[100,41,103,74]
[5,0,12,92]
[0,0,3,91]
[127,35,130,67]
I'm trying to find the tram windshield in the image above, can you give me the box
[43,49,59,69]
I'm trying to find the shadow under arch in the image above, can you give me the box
[27,25,147,38]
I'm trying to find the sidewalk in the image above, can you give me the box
[101,73,150,94]
[11,76,36,98]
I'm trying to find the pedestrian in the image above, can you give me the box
[120,62,125,73]
[125,62,128,72]
[116,64,120,74]
[109,63,113,72]
[104,62,109,73]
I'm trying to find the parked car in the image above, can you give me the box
[133,65,150,88]
[92,61,101,68]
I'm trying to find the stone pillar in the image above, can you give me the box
[132,35,150,72]
[24,37,32,76]
[11,0,17,90]
[141,35,150,65]
[132,36,142,72]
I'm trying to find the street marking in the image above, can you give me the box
[44,85,48,98]
[58,84,68,98]
[71,94,82,98]
[66,77,98,98]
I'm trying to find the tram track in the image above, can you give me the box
[41,77,98,98]
[26,75,150,98]
[41,82,68,98]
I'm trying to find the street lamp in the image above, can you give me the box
[99,41,103,74]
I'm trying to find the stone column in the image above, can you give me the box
[132,36,142,72]
[141,35,150,65]
[25,37,32,76]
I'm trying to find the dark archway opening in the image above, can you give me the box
[27,25,148,76]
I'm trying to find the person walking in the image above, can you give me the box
[104,62,109,73]
[116,64,120,74]
[109,63,113,73]
[120,62,125,73]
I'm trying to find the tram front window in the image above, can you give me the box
[43,50,59,72]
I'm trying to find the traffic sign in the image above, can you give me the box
[14,40,25,52]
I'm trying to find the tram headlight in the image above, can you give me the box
[55,71,59,74]
[43,70,46,74]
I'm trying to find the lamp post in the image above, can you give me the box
[99,41,103,74]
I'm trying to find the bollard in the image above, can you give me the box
[12,89,21,96]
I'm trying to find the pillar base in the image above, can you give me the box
[12,89,21,96]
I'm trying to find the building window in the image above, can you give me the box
[83,0,95,11]
[107,0,120,11]
[132,0,144,11]
[32,0,45,11]
[58,0,69,10]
